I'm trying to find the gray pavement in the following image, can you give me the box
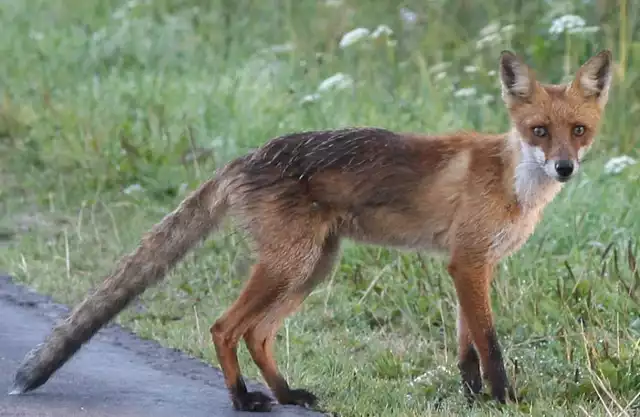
[0,275,325,417]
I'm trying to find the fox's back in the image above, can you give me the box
[240,128,424,208]
[231,127,508,251]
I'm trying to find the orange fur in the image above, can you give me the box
[11,50,613,411]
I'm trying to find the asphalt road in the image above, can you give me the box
[0,275,325,417]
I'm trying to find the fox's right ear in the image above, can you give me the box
[499,51,536,105]
[570,49,613,108]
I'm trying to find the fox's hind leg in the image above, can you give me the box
[211,218,339,411]
[243,235,340,408]
[211,263,282,412]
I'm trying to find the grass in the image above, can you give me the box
[1,0,640,415]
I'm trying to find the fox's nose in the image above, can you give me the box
[554,159,575,179]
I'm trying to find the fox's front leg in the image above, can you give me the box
[448,251,511,403]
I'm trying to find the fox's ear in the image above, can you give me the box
[499,51,536,105]
[571,50,613,108]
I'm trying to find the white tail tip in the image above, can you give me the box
[8,385,25,395]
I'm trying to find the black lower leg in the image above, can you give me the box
[271,374,317,408]
[485,329,512,404]
[230,375,273,412]
[459,344,483,399]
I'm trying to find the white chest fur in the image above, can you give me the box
[491,135,563,259]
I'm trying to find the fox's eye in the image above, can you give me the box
[532,126,548,137]
[573,125,586,136]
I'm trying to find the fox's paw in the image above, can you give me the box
[490,383,522,405]
[462,378,483,404]
[507,386,523,404]
[459,346,483,403]
[280,388,317,408]
[232,390,273,412]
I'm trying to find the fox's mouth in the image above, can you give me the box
[547,170,575,183]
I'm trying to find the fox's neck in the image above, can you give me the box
[508,129,563,211]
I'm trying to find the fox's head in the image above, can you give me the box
[499,50,613,183]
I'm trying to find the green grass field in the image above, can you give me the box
[1,0,640,415]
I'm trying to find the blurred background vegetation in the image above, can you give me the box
[1,0,637,200]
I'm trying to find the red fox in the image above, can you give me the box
[10,50,612,411]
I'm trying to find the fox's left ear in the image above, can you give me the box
[571,50,613,108]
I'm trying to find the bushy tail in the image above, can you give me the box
[10,173,231,395]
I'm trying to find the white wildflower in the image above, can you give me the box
[479,22,500,37]
[317,73,354,92]
[339,27,370,48]
[453,87,477,98]
[303,72,354,104]
[29,31,44,41]
[429,62,451,74]
[464,65,478,74]
[210,136,224,149]
[412,372,429,385]
[476,22,501,49]
[112,0,139,20]
[112,8,127,20]
[434,72,447,81]
[479,94,494,105]
[476,22,515,49]
[300,93,320,104]
[569,26,599,34]
[501,24,516,34]
[604,156,637,175]
[411,365,450,385]
[587,241,606,250]
[476,33,501,49]
[371,24,393,39]
[123,184,144,195]
[400,7,418,25]
[549,14,586,35]
[92,28,107,43]
[487,70,497,76]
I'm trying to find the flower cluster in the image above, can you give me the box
[338,25,395,49]
[549,14,599,36]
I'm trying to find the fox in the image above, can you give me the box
[10,50,613,411]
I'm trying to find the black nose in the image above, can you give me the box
[554,160,574,178]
